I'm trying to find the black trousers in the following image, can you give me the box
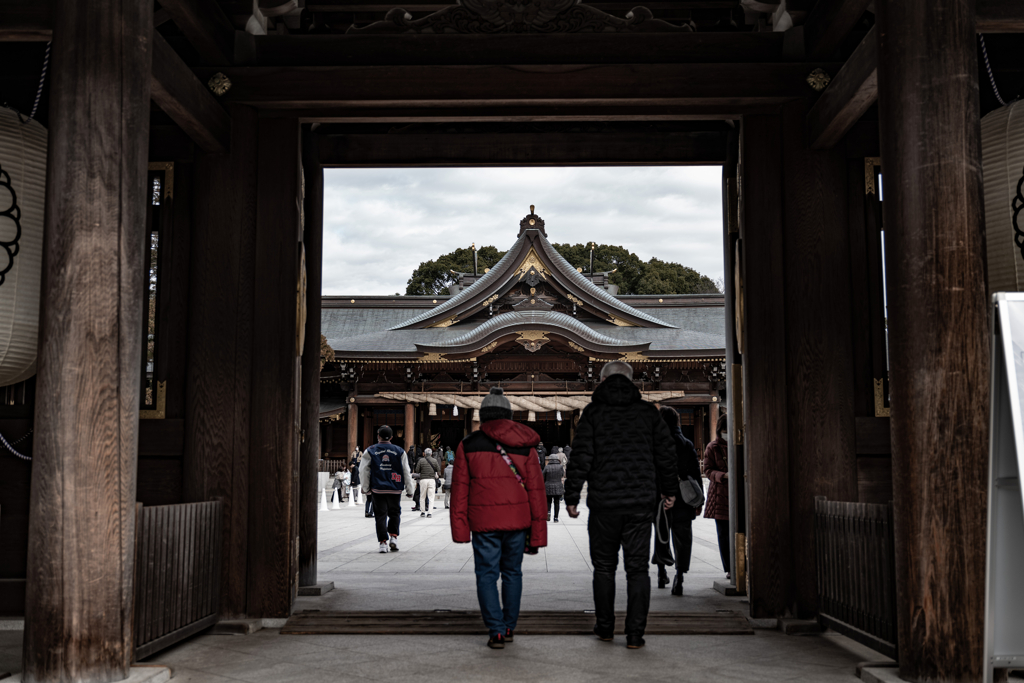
[588,509,654,638]
[372,493,402,542]
[715,518,731,573]
[653,507,694,575]
[548,496,561,518]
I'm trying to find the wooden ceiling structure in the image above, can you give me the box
[2,1,1023,682]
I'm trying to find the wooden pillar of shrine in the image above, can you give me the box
[709,401,719,440]
[363,413,372,445]
[739,114,791,619]
[779,98,859,617]
[184,104,258,619]
[347,403,358,454]
[299,126,324,587]
[23,0,152,679]
[876,0,989,677]
[247,118,303,617]
[405,403,416,450]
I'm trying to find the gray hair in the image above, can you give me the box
[600,360,633,381]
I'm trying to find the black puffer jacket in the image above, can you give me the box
[564,374,677,511]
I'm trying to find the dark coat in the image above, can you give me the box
[564,374,677,512]
[670,427,702,521]
[543,459,565,497]
[450,419,548,548]
[703,438,729,520]
[415,454,442,480]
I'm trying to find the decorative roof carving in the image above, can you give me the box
[347,0,694,34]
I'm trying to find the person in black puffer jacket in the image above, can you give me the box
[564,361,677,649]
[652,406,703,596]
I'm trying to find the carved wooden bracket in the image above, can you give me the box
[347,0,694,34]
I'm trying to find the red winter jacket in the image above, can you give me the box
[450,419,548,548]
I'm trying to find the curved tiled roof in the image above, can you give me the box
[391,234,528,329]
[391,223,675,330]
[420,310,645,350]
[536,234,674,328]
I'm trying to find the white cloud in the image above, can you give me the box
[322,166,724,295]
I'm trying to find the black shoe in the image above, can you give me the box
[421,512,426,517]
[487,634,505,649]
[365,514,373,518]
[505,628,514,642]
[547,514,551,521]
[626,636,646,649]
[553,518,559,523]
[427,513,432,518]
[671,574,683,596]
[594,628,614,642]
[657,565,669,589]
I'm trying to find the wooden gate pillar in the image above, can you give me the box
[247,118,303,618]
[23,1,152,680]
[298,127,324,588]
[739,114,792,619]
[780,98,858,618]
[184,105,259,619]
[876,0,989,678]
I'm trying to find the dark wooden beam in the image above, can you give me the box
[318,130,729,166]
[183,104,259,619]
[977,0,1024,32]
[250,32,785,66]
[781,97,858,617]
[309,0,738,9]
[876,0,989,677]
[23,0,152,678]
[0,0,51,40]
[194,62,841,112]
[270,105,762,123]
[806,25,876,149]
[803,0,872,60]
[151,31,231,153]
[157,0,237,65]
[248,117,302,618]
[740,113,792,619]
[298,127,324,588]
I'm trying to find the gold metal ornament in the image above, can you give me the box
[208,72,232,96]
[806,68,831,92]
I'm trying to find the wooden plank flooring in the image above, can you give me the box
[281,610,753,635]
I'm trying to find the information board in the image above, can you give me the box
[985,293,1024,682]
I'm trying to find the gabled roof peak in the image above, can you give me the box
[518,209,546,237]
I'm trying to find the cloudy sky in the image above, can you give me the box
[322,166,724,296]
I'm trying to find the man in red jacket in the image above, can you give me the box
[450,387,548,649]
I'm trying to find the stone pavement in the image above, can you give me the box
[305,490,736,613]
[0,493,889,683]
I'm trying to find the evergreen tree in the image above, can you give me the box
[405,243,718,296]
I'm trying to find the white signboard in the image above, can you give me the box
[985,293,1024,682]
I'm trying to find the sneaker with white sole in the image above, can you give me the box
[378,542,389,553]
[427,513,432,518]
[389,540,399,552]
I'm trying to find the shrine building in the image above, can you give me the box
[318,211,726,454]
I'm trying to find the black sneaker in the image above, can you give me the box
[487,634,505,649]
[427,513,432,518]
[421,512,426,517]
[505,628,514,642]
[626,636,645,649]
[594,628,613,642]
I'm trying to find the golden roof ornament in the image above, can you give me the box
[208,72,232,96]
[806,68,831,92]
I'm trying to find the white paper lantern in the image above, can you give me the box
[453,405,458,417]
[0,107,46,387]
[981,100,1024,292]
[429,403,436,416]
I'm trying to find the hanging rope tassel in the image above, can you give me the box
[27,41,51,122]
[0,428,33,461]
[979,35,1006,107]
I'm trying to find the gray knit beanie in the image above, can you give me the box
[480,387,512,422]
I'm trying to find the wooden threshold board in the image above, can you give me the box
[281,610,753,635]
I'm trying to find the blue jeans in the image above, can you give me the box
[471,530,527,637]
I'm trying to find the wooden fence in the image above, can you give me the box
[319,458,348,473]
[814,496,898,659]
[133,501,223,660]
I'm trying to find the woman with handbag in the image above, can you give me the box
[703,413,730,580]
[653,406,704,596]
